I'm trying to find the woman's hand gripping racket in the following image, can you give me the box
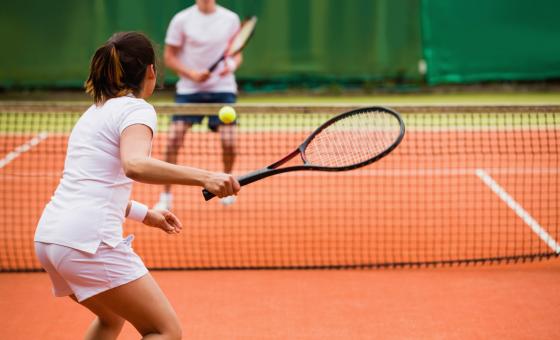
[202,106,405,200]
[208,16,258,72]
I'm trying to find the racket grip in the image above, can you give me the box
[208,56,225,72]
[202,189,216,201]
[201,168,271,201]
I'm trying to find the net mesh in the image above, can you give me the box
[0,103,559,271]
[304,108,402,168]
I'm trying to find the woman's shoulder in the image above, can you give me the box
[105,96,155,115]
[110,95,152,106]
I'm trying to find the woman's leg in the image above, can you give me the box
[79,273,182,340]
[70,295,125,340]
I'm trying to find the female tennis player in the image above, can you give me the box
[34,32,239,339]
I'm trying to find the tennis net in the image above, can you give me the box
[0,102,559,271]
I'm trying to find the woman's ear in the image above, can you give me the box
[147,64,156,80]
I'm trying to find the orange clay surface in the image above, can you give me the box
[1,128,559,338]
[1,259,559,339]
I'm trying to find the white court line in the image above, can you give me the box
[0,132,48,169]
[475,168,560,253]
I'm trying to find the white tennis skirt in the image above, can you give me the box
[34,235,148,302]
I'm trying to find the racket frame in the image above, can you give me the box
[208,16,258,72]
[203,106,405,200]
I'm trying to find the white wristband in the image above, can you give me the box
[128,200,148,222]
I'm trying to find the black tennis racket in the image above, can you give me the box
[203,106,405,200]
[208,16,258,72]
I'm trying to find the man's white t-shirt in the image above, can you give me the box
[34,96,157,254]
[165,5,240,94]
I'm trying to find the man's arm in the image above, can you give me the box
[163,44,210,83]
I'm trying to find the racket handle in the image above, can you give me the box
[237,168,271,186]
[202,189,216,201]
[208,56,225,72]
[201,168,272,201]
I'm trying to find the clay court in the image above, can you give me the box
[3,0,560,338]
[1,103,559,338]
[0,259,559,339]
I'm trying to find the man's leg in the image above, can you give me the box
[217,124,237,205]
[219,124,236,174]
[155,120,189,210]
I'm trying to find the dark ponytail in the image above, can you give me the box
[85,32,156,104]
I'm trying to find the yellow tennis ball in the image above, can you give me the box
[218,105,237,124]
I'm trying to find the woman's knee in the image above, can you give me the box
[141,318,182,339]
[76,295,125,331]
[97,315,125,331]
[164,319,182,340]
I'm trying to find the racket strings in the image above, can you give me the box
[304,110,401,168]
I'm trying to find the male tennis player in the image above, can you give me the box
[34,32,239,339]
[155,0,242,209]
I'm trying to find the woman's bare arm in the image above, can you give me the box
[120,124,239,198]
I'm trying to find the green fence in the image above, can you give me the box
[1,0,559,89]
[0,0,422,89]
[421,0,560,84]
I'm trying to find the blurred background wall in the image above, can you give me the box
[0,0,559,89]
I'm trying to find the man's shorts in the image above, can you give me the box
[172,92,237,132]
[34,235,148,302]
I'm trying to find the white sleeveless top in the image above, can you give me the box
[34,96,157,254]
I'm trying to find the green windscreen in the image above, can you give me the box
[421,0,560,84]
[0,0,422,88]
